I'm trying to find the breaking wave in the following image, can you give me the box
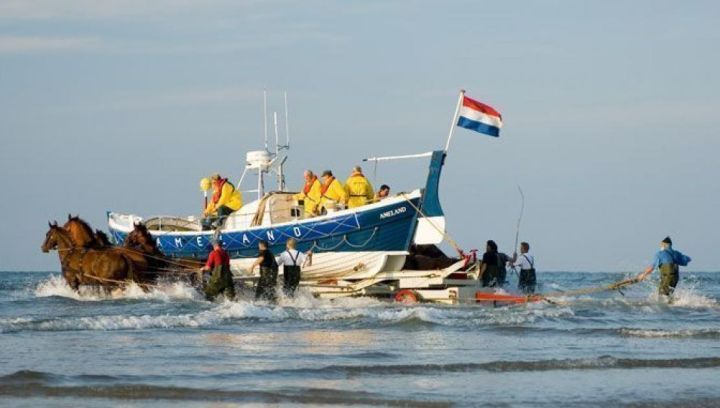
[618,328,720,339]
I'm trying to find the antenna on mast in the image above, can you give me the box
[273,112,279,155]
[284,91,290,149]
[263,88,268,152]
[272,111,286,191]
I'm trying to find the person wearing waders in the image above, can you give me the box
[276,238,312,297]
[511,242,536,294]
[478,240,502,287]
[497,252,511,286]
[250,240,278,302]
[637,236,691,298]
[199,239,235,300]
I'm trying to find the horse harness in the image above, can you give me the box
[60,247,134,283]
[59,247,90,280]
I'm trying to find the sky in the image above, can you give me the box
[1,0,718,272]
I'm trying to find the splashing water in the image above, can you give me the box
[666,286,718,308]
[33,274,201,302]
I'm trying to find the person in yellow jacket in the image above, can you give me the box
[202,173,242,229]
[344,166,374,209]
[293,170,321,217]
[319,170,347,214]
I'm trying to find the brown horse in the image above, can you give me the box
[125,223,164,258]
[63,215,153,279]
[41,222,137,290]
[125,223,204,273]
[63,214,101,248]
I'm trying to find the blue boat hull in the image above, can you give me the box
[109,196,421,260]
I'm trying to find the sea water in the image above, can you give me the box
[1,271,719,407]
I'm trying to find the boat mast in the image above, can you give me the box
[272,91,290,192]
[263,89,269,152]
[258,90,269,199]
[273,111,285,191]
[273,111,279,155]
[257,167,263,200]
[284,91,290,149]
[245,90,290,198]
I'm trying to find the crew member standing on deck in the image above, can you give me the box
[293,170,321,217]
[319,170,347,214]
[511,242,536,294]
[200,239,235,300]
[250,240,278,302]
[344,166,374,209]
[637,236,691,297]
[478,240,502,287]
[276,238,312,297]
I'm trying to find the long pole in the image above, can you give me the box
[273,111,279,155]
[284,91,290,149]
[514,185,525,253]
[443,89,465,153]
[263,89,268,151]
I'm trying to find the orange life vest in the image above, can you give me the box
[321,177,335,195]
[303,176,318,194]
[212,179,227,203]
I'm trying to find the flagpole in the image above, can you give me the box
[443,89,465,153]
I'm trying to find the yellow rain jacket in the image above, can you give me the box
[344,173,374,209]
[320,177,347,211]
[293,177,321,216]
[206,180,242,215]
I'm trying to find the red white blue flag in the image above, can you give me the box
[456,95,502,137]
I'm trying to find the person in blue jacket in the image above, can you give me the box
[637,236,691,297]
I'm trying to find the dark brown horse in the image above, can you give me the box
[125,223,163,258]
[125,223,204,273]
[95,229,112,247]
[41,222,137,290]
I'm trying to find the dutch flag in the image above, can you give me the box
[456,95,502,137]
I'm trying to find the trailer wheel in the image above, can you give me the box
[395,289,420,304]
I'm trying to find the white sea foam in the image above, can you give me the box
[33,275,200,302]
[1,300,291,332]
[665,286,717,308]
[5,288,580,333]
[619,328,720,338]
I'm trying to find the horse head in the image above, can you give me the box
[41,221,64,253]
[63,215,97,248]
[126,222,158,254]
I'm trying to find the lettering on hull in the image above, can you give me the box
[116,202,414,257]
[380,206,407,220]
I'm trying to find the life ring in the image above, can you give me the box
[394,289,420,304]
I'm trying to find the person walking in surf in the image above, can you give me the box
[637,236,691,298]
[511,242,536,294]
[199,239,235,301]
[478,240,502,287]
[250,240,279,302]
[276,238,312,297]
